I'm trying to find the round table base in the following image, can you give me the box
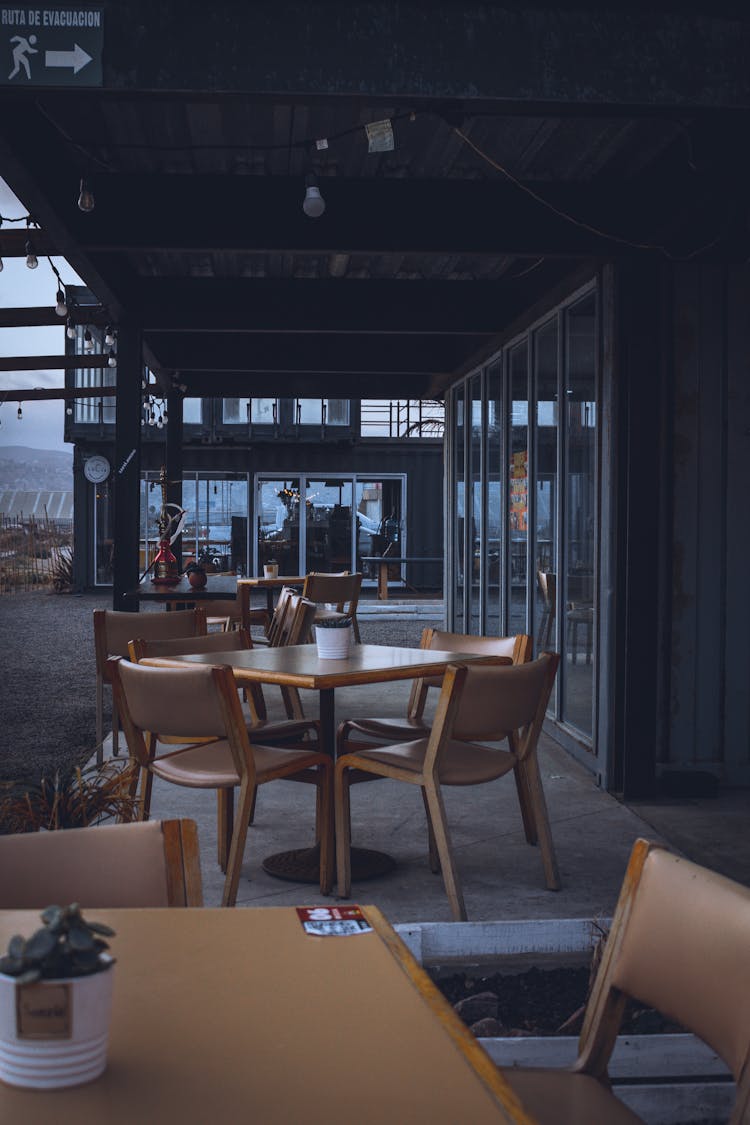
[262,845,396,884]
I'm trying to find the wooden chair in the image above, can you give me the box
[303,571,363,643]
[129,627,319,743]
[537,570,556,649]
[335,652,560,921]
[93,607,207,762]
[109,657,333,906]
[252,584,298,647]
[0,818,203,908]
[338,628,533,746]
[499,838,750,1125]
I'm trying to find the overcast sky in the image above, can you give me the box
[0,177,83,452]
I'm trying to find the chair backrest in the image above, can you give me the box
[129,626,253,663]
[274,594,317,646]
[266,585,299,645]
[0,818,203,908]
[577,839,750,1118]
[94,607,207,678]
[109,657,254,782]
[303,571,362,614]
[408,628,533,717]
[423,651,559,769]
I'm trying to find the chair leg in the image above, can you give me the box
[316,766,334,895]
[423,781,466,921]
[513,761,538,845]
[334,765,353,898]
[352,616,361,644]
[520,754,561,891]
[111,701,120,756]
[247,786,258,826]
[221,780,254,908]
[421,788,440,873]
[217,789,234,874]
[95,676,104,765]
[137,767,154,821]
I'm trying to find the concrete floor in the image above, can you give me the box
[139,672,750,922]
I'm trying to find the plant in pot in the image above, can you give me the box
[0,904,115,1088]
[314,615,353,659]
[263,558,279,579]
[184,561,207,589]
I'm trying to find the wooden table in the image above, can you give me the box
[238,574,304,615]
[180,643,503,883]
[123,574,240,605]
[0,908,529,1124]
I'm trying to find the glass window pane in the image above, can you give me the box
[252,399,276,425]
[469,374,483,635]
[258,479,300,576]
[183,398,202,424]
[297,399,322,425]
[325,399,349,425]
[509,343,529,637]
[452,388,465,626]
[534,321,559,661]
[223,398,250,423]
[305,478,353,572]
[562,293,597,736]
[486,361,503,635]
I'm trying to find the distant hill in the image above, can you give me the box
[0,446,73,492]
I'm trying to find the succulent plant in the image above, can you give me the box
[0,905,115,984]
[315,615,353,629]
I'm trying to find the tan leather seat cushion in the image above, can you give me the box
[353,739,515,785]
[346,716,430,739]
[501,1068,643,1125]
[152,740,324,787]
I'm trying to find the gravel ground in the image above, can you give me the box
[0,590,437,783]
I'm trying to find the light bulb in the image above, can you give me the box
[156,416,164,429]
[78,178,95,212]
[17,404,23,420]
[66,405,73,416]
[107,348,117,368]
[83,328,94,353]
[55,289,67,317]
[104,325,115,346]
[302,173,325,218]
[25,241,38,269]
[66,317,76,340]
[162,409,168,423]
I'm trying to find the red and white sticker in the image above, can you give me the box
[296,905,372,936]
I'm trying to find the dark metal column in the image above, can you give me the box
[112,320,143,609]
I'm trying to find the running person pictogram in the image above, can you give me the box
[8,34,38,80]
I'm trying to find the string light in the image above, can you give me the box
[107,347,117,368]
[0,258,4,273]
[55,287,67,317]
[24,240,38,269]
[17,403,22,420]
[83,328,94,353]
[302,172,325,219]
[66,316,76,340]
[77,178,95,212]
[104,324,115,346]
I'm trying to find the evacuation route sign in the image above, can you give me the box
[1,7,103,86]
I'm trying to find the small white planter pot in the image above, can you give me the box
[0,968,114,1089]
[263,564,279,579]
[315,624,353,659]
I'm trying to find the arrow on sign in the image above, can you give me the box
[45,44,92,75]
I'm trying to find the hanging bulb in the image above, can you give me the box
[104,324,115,346]
[107,347,117,368]
[0,257,4,273]
[83,328,94,353]
[162,408,168,423]
[25,240,38,269]
[302,172,325,218]
[148,411,156,426]
[55,288,67,317]
[66,316,76,340]
[65,405,73,416]
[17,404,23,420]
[78,178,95,212]
[156,416,164,429]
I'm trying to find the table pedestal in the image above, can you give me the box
[263,844,396,884]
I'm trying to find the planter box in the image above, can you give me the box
[395,919,734,1125]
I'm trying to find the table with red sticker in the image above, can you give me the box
[296,905,373,936]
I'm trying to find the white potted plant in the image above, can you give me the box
[0,904,115,1089]
[263,558,279,579]
[314,615,354,659]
